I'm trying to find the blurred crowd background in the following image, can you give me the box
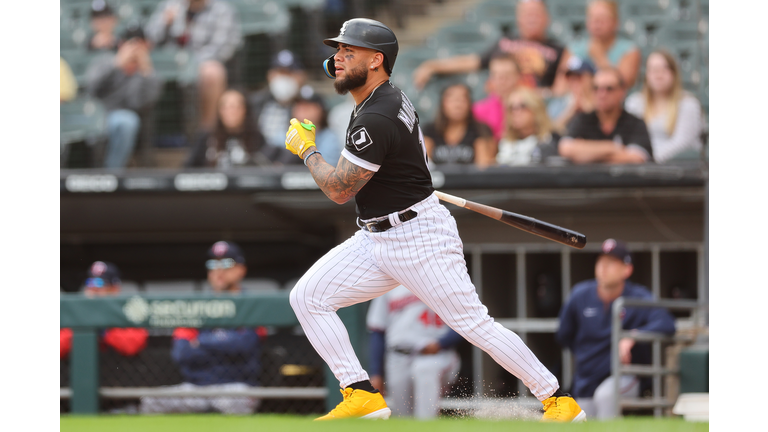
[60,0,709,170]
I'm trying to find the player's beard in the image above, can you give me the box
[334,62,368,95]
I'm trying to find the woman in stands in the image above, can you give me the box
[185,89,274,168]
[625,50,703,163]
[567,0,641,88]
[421,83,496,168]
[496,87,560,166]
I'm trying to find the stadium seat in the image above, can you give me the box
[425,22,502,54]
[229,0,291,36]
[465,0,517,33]
[60,96,108,148]
[143,280,198,293]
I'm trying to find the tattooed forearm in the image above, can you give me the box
[306,154,373,204]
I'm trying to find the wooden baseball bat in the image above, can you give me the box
[435,191,587,249]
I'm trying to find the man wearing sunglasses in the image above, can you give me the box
[558,67,653,164]
[60,261,149,359]
[140,241,263,415]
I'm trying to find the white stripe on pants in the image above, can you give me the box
[289,193,560,401]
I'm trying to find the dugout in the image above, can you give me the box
[61,161,708,412]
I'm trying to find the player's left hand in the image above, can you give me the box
[285,118,317,159]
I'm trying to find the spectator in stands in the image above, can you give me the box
[185,88,274,168]
[291,87,343,166]
[85,24,164,168]
[625,50,703,163]
[60,261,149,359]
[87,0,119,52]
[555,239,676,420]
[547,56,596,134]
[558,68,653,164]
[145,0,242,130]
[412,0,569,95]
[472,53,522,142]
[567,0,641,89]
[496,87,560,166]
[421,83,494,168]
[249,49,308,165]
[367,285,463,419]
[61,57,77,103]
[140,241,262,415]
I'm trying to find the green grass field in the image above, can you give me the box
[60,415,709,432]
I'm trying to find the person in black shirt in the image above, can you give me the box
[412,0,568,95]
[422,83,494,167]
[559,68,653,164]
[185,89,274,168]
[283,18,586,423]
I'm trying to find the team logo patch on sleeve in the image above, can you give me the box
[350,127,373,151]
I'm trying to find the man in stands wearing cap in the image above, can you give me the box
[85,24,163,168]
[558,67,653,164]
[555,239,676,419]
[249,49,314,165]
[60,261,149,359]
[548,57,597,133]
[87,0,119,52]
[140,241,263,415]
[145,0,242,130]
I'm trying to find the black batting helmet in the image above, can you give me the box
[322,18,399,78]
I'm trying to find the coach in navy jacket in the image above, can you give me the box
[555,239,675,419]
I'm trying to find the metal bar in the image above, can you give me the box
[561,247,572,390]
[652,245,661,299]
[620,398,675,409]
[619,365,678,376]
[516,247,527,397]
[653,339,662,417]
[472,247,484,398]
[71,329,99,414]
[611,297,624,418]
[611,298,708,418]
[98,387,328,399]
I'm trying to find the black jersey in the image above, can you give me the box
[340,81,434,220]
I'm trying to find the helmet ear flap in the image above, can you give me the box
[323,54,336,79]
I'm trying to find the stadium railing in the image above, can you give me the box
[610,297,708,418]
[60,292,368,414]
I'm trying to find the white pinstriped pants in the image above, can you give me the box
[289,193,560,401]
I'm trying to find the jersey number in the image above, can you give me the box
[419,310,444,327]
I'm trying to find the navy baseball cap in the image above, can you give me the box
[599,239,632,265]
[85,261,121,288]
[270,50,304,71]
[565,56,596,76]
[207,241,246,264]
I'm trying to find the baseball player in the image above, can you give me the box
[284,18,585,422]
[367,285,463,419]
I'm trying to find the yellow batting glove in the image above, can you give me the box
[285,118,317,159]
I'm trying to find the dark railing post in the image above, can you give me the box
[71,328,99,414]
[611,297,624,418]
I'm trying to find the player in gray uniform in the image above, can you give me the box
[284,18,586,422]
[367,285,463,419]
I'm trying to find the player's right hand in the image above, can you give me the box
[285,118,317,158]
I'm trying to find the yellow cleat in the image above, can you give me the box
[314,388,391,421]
[541,396,587,422]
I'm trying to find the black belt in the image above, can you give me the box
[363,210,418,233]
